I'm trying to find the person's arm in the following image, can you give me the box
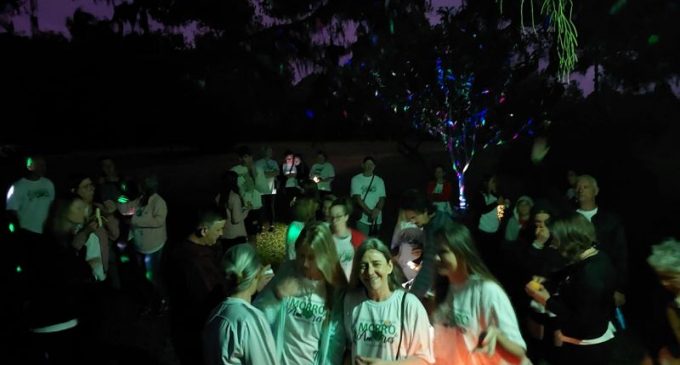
[477,325,526,359]
[325,291,347,365]
[442,182,452,202]
[229,193,249,224]
[243,315,280,365]
[478,282,526,359]
[323,164,336,183]
[425,182,435,200]
[612,217,628,304]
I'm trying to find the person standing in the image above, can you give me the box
[351,156,386,236]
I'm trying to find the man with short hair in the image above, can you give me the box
[231,146,267,243]
[350,156,386,236]
[575,175,628,308]
[310,150,335,197]
[167,209,227,365]
[6,155,55,234]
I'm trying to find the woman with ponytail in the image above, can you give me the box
[203,244,278,365]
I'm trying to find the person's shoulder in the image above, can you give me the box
[595,208,623,223]
[401,290,427,312]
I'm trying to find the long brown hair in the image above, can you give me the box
[434,220,499,304]
[549,213,597,264]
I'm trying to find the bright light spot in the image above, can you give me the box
[6,185,14,201]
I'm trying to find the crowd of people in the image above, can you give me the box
[2,144,679,365]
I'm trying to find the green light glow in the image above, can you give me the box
[648,34,660,45]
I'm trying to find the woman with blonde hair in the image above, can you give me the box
[254,222,346,365]
[432,220,527,365]
[344,238,434,364]
[203,244,278,365]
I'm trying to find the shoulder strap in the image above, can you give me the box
[396,290,408,360]
[362,175,376,202]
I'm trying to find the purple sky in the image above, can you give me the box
[8,0,595,93]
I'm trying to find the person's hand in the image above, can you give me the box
[640,353,654,365]
[535,227,550,246]
[474,326,500,356]
[614,291,626,307]
[410,244,423,259]
[525,280,550,305]
[257,265,274,292]
[531,136,551,164]
[658,346,680,365]
[356,356,386,365]
[370,209,380,221]
[275,277,300,300]
[496,204,506,220]
[100,200,117,215]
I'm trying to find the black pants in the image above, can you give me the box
[244,208,263,235]
[261,194,276,226]
[27,327,80,365]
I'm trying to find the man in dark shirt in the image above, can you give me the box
[574,175,628,308]
[166,209,226,365]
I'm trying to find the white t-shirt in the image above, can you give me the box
[432,276,526,365]
[576,207,598,222]
[310,162,335,192]
[255,158,280,194]
[345,290,434,364]
[280,278,328,365]
[231,165,266,209]
[333,234,355,281]
[478,193,500,233]
[282,162,299,188]
[350,174,387,225]
[6,177,55,234]
[203,297,279,365]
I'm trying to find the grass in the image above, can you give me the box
[255,222,287,268]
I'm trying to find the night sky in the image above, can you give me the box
[8,0,598,94]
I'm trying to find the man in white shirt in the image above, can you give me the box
[231,146,267,244]
[309,150,335,197]
[6,155,55,234]
[351,156,386,236]
[255,145,280,232]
